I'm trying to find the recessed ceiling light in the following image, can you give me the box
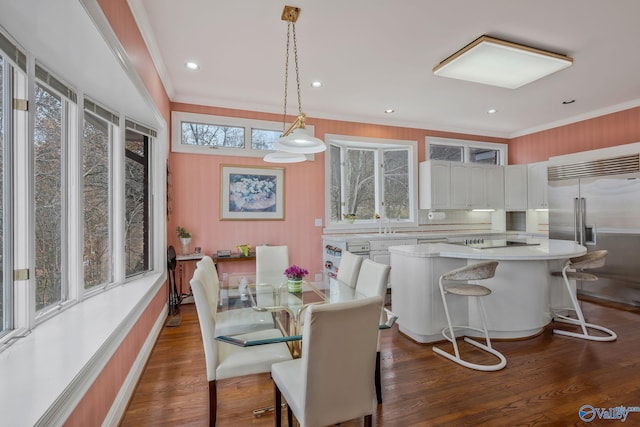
[310,81,323,88]
[384,109,395,114]
[562,99,576,104]
[185,61,200,70]
[487,108,498,114]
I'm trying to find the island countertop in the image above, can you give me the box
[388,238,586,261]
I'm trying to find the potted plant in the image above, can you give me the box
[176,226,192,254]
[284,265,308,293]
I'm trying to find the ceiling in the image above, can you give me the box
[129,0,640,139]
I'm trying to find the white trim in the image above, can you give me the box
[103,304,166,427]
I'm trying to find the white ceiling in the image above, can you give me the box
[130,0,640,139]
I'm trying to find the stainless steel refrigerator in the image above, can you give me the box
[548,154,640,306]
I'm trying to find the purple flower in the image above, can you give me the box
[284,265,309,280]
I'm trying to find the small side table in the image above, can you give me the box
[176,253,204,299]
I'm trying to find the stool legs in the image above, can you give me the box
[553,269,617,341]
[432,277,506,371]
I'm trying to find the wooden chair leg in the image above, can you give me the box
[209,380,217,426]
[274,383,282,427]
[375,351,382,404]
[364,414,372,427]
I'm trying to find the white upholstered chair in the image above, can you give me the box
[256,245,289,286]
[336,250,364,288]
[272,296,383,427]
[190,269,292,426]
[354,259,391,404]
[432,260,507,371]
[551,250,616,341]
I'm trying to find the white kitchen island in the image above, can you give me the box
[389,239,586,343]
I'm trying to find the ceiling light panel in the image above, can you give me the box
[433,36,573,89]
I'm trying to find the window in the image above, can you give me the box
[427,137,506,165]
[125,123,152,277]
[171,111,316,158]
[326,134,417,228]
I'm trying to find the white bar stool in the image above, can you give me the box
[432,260,507,371]
[551,250,616,341]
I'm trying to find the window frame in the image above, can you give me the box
[324,134,418,231]
[171,111,316,159]
[426,136,507,165]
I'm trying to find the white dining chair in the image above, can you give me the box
[272,295,383,427]
[551,250,616,341]
[336,250,364,288]
[354,259,391,403]
[256,245,289,286]
[190,269,293,426]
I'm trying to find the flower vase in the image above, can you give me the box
[287,279,303,293]
[180,237,192,255]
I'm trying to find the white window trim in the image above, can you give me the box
[324,134,418,232]
[426,136,507,165]
[171,111,316,159]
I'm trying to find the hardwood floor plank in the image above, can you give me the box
[120,299,640,426]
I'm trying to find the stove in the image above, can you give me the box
[448,238,540,249]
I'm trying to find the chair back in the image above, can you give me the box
[441,260,498,282]
[336,251,363,288]
[197,256,220,306]
[355,259,390,299]
[300,296,383,426]
[256,245,289,286]
[190,268,219,381]
[569,250,608,270]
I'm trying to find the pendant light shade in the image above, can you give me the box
[263,5,325,162]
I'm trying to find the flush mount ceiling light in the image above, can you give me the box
[264,5,326,163]
[433,35,573,89]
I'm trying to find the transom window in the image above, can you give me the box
[427,137,506,165]
[172,111,316,158]
[326,134,418,229]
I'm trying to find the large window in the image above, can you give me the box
[125,124,152,277]
[326,134,417,228]
[427,137,506,165]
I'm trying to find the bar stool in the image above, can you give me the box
[432,260,506,371]
[551,250,616,341]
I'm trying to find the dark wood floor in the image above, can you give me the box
[120,298,640,426]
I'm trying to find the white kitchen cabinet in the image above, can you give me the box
[485,165,505,209]
[419,160,450,210]
[504,164,528,211]
[450,162,470,208]
[527,161,548,209]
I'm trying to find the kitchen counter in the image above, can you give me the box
[389,238,586,343]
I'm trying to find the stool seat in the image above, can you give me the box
[432,260,506,372]
[445,283,491,297]
[551,250,616,342]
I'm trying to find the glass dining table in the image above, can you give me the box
[215,278,397,357]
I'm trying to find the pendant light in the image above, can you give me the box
[264,5,325,163]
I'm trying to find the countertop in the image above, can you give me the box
[323,230,544,242]
[388,238,586,261]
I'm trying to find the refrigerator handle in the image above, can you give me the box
[573,197,580,243]
[579,197,586,245]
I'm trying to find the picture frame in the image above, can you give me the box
[220,164,285,220]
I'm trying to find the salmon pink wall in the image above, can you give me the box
[169,103,508,278]
[508,106,640,164]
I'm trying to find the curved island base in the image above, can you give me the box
[389,239,586,344]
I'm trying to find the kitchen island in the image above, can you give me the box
[389,239,586,343]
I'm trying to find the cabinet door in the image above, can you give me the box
[450,163,470,208]
[527,161,548,209]
[468,164,486,208]
[485,165,505,209]
[419,161,450,209]
[504,164,528,210]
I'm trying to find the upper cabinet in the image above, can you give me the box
[420,161,504,210]
[504,164,528,211]
[527,161,548,209]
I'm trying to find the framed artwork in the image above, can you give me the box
[220,165,285,220]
